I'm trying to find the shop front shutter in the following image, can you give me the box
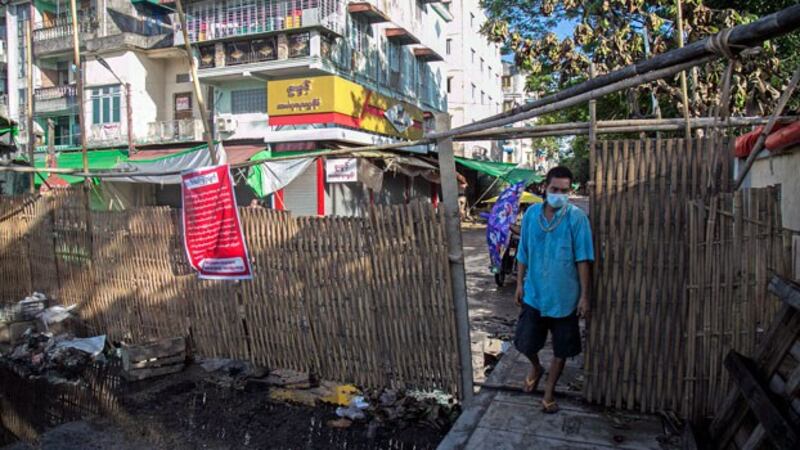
[283,162,317,216]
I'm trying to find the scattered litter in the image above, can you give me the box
[326,418,353,429]
[335,396,370,421]
[55,335,106,357]
[38,304,78,330]
[0,293,48,323]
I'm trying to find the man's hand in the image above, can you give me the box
[514,285,523,307]
[577,296,590,319]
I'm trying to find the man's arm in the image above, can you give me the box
[577,261,591,318]
[515,262,527,306]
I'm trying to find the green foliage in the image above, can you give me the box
[483,0,800,184]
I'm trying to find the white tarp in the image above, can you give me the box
[250,157,315,197]
[112,144,227,184]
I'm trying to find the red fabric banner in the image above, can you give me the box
[181,164,252,280]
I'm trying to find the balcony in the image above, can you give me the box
[385,28,419,45]
[138,119,204,145]
[33,13,99,57]
[347,1,389,24]
[195,32,323,82]
[179,0,344,45]
[34,85,78,115]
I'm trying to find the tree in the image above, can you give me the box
[482,0,800,184]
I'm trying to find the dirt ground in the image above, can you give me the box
[2,365,449,450]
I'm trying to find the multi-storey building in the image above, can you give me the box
[442,0,502,160]
[500,61,539,167]
[2,0,451,214]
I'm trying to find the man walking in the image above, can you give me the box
[514,166,593,413]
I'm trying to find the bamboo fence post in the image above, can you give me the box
[174,0,218,164]
[434,113,473,403]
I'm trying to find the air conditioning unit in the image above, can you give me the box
[216,116,238,133]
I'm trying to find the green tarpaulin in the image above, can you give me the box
[455,157,543,185]
[33,148,129,186]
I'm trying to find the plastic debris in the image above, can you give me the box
[54,335,106,356]
[335,396,370,421]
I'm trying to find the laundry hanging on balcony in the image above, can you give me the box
[111,142,227,184]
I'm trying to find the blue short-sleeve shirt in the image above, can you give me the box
[516,203,594,318]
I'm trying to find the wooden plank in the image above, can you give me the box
[769,275,800,311]
[681,423,699,450]
[724,351,800,450]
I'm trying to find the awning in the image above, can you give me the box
[113,143,227,184]
[455,157,543,185]
[246,150,315,198]
[34,148,130,186]
[128,143,263,164]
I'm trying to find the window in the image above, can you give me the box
[471,49,475,63]
[502,76,511,88]
[176,73,191,83]
[446,38,452,55]
[470,13,475,28]
[446,76,453,94]
[174,92,193,120]
[91,85,121,125]
[231,88,266,114]
[481,91,485,105]
[480,58,484,73]
[471,83,476,99]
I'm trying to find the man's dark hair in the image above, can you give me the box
[545,166,574,185]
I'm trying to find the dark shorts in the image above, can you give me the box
[514,304,581,359]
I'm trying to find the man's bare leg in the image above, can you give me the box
[522,353,544,393]
[542,357,566,410]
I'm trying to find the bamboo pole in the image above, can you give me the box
[68,0,87,173]
[174,0,218,165]
[434,113,473,403]
[733,66,800,190]
[456,116,797,141]
[25,14,34,193]
[425,4,800,141]
[676,0,692,138]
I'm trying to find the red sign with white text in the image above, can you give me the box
[181,164,252,280]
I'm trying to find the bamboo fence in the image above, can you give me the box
[0,191,460,396]
[684,187,794,421]
[585,137,796,419]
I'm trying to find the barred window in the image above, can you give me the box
[231,88,266,114]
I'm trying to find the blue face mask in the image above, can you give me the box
[546,193,569,209]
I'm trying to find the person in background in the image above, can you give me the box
[513,166,594,413]
[457,173,469,220]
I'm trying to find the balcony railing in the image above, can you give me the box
[34,85,78,114]
[33,13,99,43]
[35,85,77,101]
[181,0,343,44]
[139,119,204,145]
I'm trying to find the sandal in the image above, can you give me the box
[541,399,560,414]
[523,367,543,393]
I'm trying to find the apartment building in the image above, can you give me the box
[3,0,450,214]
[443,0,502,159]
[500,61,539,167]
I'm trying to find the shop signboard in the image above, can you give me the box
[325,158,358,183]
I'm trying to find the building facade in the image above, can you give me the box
[442,0,502,160]
[3,0,451,215]
[500,61,537,166]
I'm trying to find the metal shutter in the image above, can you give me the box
[283,163,317,216]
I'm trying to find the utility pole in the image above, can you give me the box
[69,0,87,173]
[435,113,474,404]
[175,0,218,164]
[25,12,34,193]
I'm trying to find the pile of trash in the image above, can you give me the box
[327,388,460,432]
[0,293,108,380]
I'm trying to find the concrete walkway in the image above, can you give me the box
[438,348,679,450]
